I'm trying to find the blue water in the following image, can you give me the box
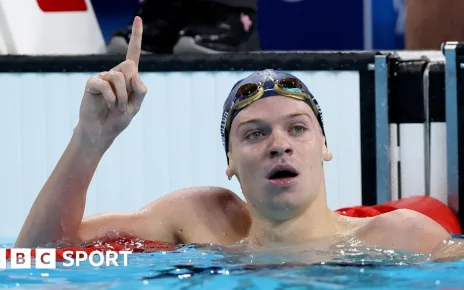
[1,237,464,290]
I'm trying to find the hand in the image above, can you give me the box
[76,16,147,144]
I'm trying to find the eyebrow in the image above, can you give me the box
[236,112,312,132]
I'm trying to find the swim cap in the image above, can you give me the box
[220,69,326,157]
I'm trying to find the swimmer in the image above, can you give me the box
[14,17,454,257]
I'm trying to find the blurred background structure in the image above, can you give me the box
[3,0,464,55]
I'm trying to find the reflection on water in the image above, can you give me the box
[135,237,464,290]
[430,237,464,262]
[200,235,432,267]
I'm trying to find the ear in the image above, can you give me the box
[321,136,333,162]
[225,152,238,179]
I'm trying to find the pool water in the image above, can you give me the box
[1,237,464,290]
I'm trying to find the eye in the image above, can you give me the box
[245,130,264,140]
[292,125,307,134]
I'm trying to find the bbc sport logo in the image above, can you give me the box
[0,249,132,269]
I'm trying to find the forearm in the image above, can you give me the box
[15,128,113,248]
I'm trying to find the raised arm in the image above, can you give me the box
[15,17,147,248]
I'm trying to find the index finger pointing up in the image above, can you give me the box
[126,16,143,67]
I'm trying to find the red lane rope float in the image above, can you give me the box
[5,236,179,262]
[336,195,462,235]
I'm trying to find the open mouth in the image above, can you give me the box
[267,165,299,186]
[268,169,298,180]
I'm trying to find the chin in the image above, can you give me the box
[252,192,309,222]
[268,190,316,214]
[267,193,303,212]
[265,204,304,222]
[266,181,300,198]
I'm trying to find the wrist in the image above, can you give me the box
[72,125,116,155]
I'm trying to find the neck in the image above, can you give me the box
[246,190,338,246]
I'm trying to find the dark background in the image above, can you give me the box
[90,0,404,51]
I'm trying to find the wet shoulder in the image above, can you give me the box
[351,209,450,253]
[145,186,244,206]
[333,213,373,237]
[150,186,251,244]
[161,186,247,207]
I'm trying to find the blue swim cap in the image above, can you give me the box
[220,69,326,157]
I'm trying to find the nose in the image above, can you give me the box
[268,132,293,159]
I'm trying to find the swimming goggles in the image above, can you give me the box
[224,76,321,133]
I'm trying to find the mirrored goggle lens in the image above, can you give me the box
[234,83,260,103]
[278,77,304,94]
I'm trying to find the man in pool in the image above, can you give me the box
[14,17,452,256]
